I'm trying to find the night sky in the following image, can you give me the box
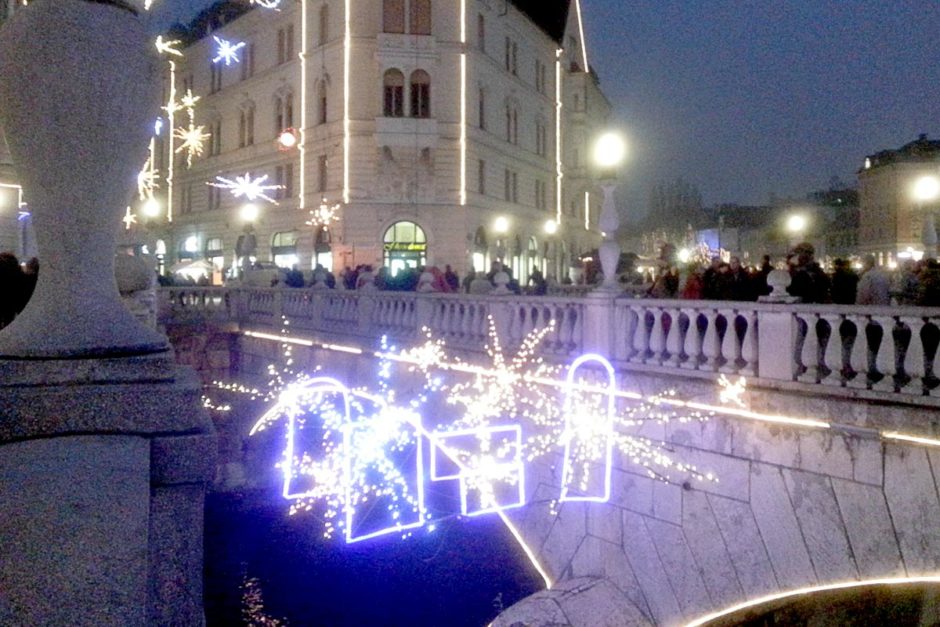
[149,0,940,215]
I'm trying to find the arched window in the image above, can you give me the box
[410,0,431,35]
[275,90,293,131]
[410,70,430,118]
[272,231,299,268]
[383,0,405,33]
[383,221,427,274]
[318,80,328,125]
[383,69,404,117]
[238,102,255,147]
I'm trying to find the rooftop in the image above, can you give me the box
[862,134,940,172]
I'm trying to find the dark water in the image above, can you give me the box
[204,491,544,626]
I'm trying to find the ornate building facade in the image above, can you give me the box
[858,134,940,265]
[139,0,610,283]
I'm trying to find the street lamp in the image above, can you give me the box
[593,131,627,291]
[786,214,807,237]
[240,202,260,223]
[913,175,940,257]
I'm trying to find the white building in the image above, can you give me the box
[141,0,610,284]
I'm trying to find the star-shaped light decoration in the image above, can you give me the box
[213,36,247,66]
[210,173,283,205]
[138,151,159,202]
[154,35,183,57]
[123,206,138,231]
[174,123,211,168]
[306,198,341,228]
[180,89,201,112]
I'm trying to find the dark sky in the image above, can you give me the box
[149,0,940,213]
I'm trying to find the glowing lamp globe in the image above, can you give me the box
[142,197,160,217]
[277,129,297,150]
[544,220,558,235]
[913,175,940,203]
[593,132,627,169]
[786,214,807,234]
[494,216,509,234]
[240,203,260,222]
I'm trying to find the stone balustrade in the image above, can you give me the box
[158,287,940,404]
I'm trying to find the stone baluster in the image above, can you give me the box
[664,307,685,367]
[796,312,820,384]
[846,314,871,389]
[898,315,926,396]
[614,305,636,362]
[682,309,704,370]
[820,313,846,387]
[719,308,742,374]
[646,307,666,365]
[739,309,759,377]
[701,310,721,371]
[630,305,651,364]
[871,315,898,393]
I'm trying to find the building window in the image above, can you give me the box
[209,119,222,156]
[410,70,430,118]
[181,74,194,94]
[238,104,255,148]
[478,88,486,130]
[318,155,328,192]
[477,14,485,51]
[504,37,517,75]
[535,120,546,157]
[383,221,427,273]
[318,81,328,125]
[319,4,329,45]
[275,163,295,200]
[240,42,255,81]
[383,0,405,33]
[410,0,431,35]
[535,179,546,210]
[207,184,221,211]
[383,69,405,117]
[505,105,517,144]
[275,91,294,130]
[478,159,486,195]
[272,231,299,268]
[504,168,518,203]
[277,24,294,64]
[209,62,222,93]
[180,184,193,214]
[535,59,546,94]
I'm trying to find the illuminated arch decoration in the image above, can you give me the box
[559,354,616,503]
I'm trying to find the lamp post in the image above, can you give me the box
[592,131,627,291]
[913,175,940,258]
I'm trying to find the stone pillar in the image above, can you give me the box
[0,3,215,625]
[596,183,621,292]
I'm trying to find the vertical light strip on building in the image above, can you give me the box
[584,191,590,230]
[458,0,467,206]
[555,49,563,224]
[298,0,308,210]
[166,60,176,223]
[574,0,589,72]
[342,0,351,204]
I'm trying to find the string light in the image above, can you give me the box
[154,35,183,57]
[306,198,340,228]
[210,173,283,205]
[122,206,137,230]
[212,36,247,66]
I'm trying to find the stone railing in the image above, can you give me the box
[158,287,940,403]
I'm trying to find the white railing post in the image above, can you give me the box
[581,293,617,355]
[757,309,798,382]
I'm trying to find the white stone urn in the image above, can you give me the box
[0,0,168,357]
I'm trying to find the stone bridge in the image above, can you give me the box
[160,287,940,626]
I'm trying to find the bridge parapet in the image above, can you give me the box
[159,287,940,409]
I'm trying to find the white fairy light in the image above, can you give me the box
[173,123,210,168]
[210,173,283,205]
[154,35,183,57]
[122,206,137,230]
[212,36,247,66]
[306,198,341,228]
[250,0,283,8]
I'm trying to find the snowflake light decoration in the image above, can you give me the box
[306,198,341,228]
[210,173,283,205]
[213,36,247,66]
[154,35,183,57]
[174,124,211,168]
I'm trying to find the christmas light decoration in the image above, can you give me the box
[210,173,283,205]
[122,206,137,230]
[277,128,298,150]
[174,123,210,168]
[154,35,183,57]
[306,198,340,228]
[212,36,247,66]
[250,0,283,8]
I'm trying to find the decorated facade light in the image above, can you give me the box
[174,123,210,168]
[250,0,283,8]
[141,197,161,218]
[154,35,183,57]
[212,36,247,66]
[277,128,298,150]
[122,206,137,230]
[306,198,340,228]
[210,173,283,205]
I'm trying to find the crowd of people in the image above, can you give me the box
[0,253,38,331]
[281,261,550,296]
[646,242,940,306]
